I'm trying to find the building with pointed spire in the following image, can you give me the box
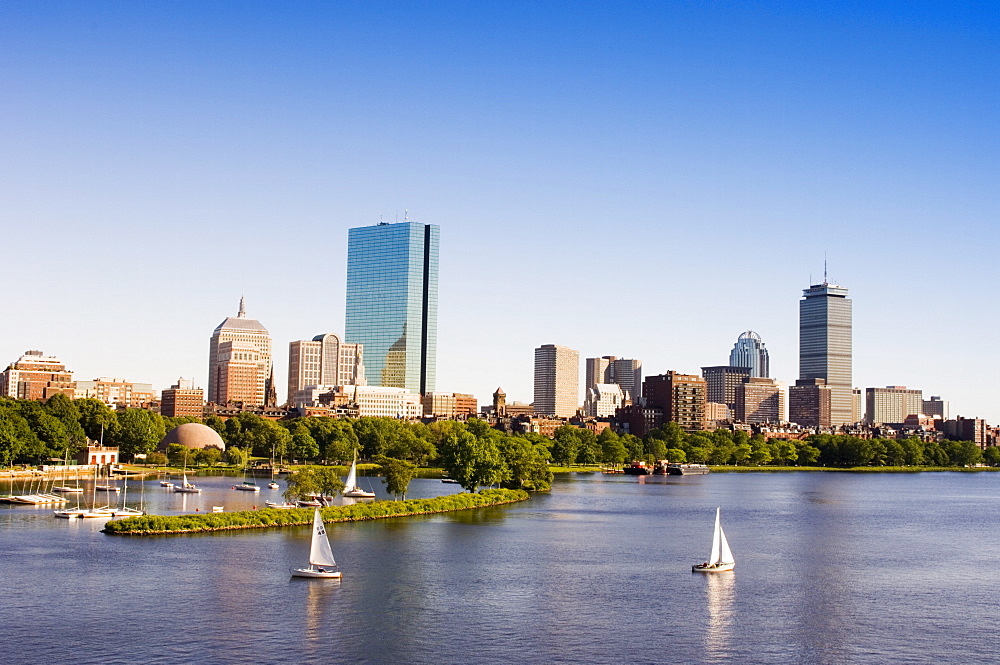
[208,297,273,406]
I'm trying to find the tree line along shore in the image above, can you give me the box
[1,395,994,488]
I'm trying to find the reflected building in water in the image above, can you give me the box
[345,219,439,394]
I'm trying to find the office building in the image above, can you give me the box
[422,392,478,418]
[584,383,625,418]
[317,385,423,419]
[789,378,832,428]
[0,350,75,401]
[208,298,273,406]
[799,280,853,425]
[74,378,155,408]
[534,344,580,418]
[160,378,205,418]
[287,333,366,401]
[643,371,707,432]
[735,377,784,424]
[729,331,770,378]
[345,220,439,394]
[865,386,923,425]
[701,366,751,412]
[922,396,949,420]
[852,388,863,424]
[585,356,643,401]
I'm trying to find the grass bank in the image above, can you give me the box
[102,488,529,536]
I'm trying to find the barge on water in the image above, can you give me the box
[667,463,710,475]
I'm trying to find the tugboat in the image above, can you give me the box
[622,461,651,475]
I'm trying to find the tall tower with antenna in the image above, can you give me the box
[798,274,853,426]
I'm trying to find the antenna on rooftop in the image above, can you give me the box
[824,252,828,285]
[404,209,409,222]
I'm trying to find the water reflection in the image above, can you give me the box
[302,577,342,640]
[703,572,735,660]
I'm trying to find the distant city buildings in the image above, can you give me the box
[287,333,366,402]
[208,298,273,407]
[865,386,923,425]
[923,396,949,420]
[534,344,580,418]
[701,365,751,413]
[729,331,770,378]
[799,280,853,425]
[422,392,478,419]
[160,378,205,418]
[345,220,439,394]
[0,350,75,401]
[736,377,784,424]
[643,371,707,433]
[317,385,423,419]
[585,356,642,401]
[75,377,155,408]
[583,383,625,418]
[789,378,832,428]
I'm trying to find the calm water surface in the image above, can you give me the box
[2,472,998,664]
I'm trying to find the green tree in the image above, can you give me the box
[498,435,552,491]
[0,402,41,465]
[944,440,983,467]
[194,446,222,467]
[166,443,193,468]
[374,454,417,499]
[16,400,69,456]
[598,428,627,466]
[438,430,508,492]
[284,466,344,502]
[43,393,86,447]
[665,448,687,464]
[113,408,166,459]
[225,446,250,468]
[575,429,600,465]
[74,398,118,442]
[551,425,581,466]
[984,446,1000,467]
[290,423,320,461]
[306,418,359,462]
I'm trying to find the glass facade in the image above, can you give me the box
[729,330,769,378]
[345,222,438,394]
[799,283,852,425]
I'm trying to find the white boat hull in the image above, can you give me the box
[174,487,202,493]
[290,566,342,579]
[343,488,375,498]
[692,562,735,573]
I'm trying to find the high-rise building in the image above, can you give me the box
[585,356,643,401]
[789,378,832,428]
[533,344,580,418]
[345,220,439,394]
[208,298,272,406]
[287,333,366,401]
[701,366,751,412]
[643,371,707,432]
[583,383,625,418]
[735,377,784,424]
[0,350,75,401]
[799,280,853,425]
[865,386,923,425]
[160,378,205,418]
[729,331,770,378]
[923,396,949,420]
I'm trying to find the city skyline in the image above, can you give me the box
[2,3,997,422]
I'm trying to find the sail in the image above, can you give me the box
[308,508,337,567]
[345,459,357,489]
[719,524,734,565]
[709,507,722,564]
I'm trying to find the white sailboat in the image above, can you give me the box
[342,454,375,498]
[290,508,342,579]
[692,507,735,573]
[110,472,144,517]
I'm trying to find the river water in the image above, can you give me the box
[2,471,998,664]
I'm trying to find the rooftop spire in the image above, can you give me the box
[238,296,246,318]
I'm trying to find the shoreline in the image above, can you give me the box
[102,488,530,536]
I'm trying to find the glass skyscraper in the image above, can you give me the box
[345,221,439,394]
[729,330,769,378]
[799,282,853,426]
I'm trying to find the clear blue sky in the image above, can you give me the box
[2,1,997,422]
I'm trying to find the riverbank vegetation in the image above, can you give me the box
[102,488,528,535]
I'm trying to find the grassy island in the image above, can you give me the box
[102,489,529,536]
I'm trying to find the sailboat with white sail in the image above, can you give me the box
[290,508,342,579]
[692,507,735,573]
[342,453,375,498]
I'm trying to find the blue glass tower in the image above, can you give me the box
[345,221,439,394]
[729,331,770,378]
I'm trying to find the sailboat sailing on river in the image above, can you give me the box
[692,507,735,573]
